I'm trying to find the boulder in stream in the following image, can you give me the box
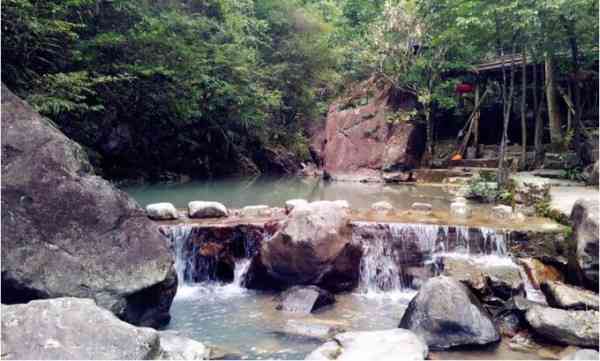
[241,205,272,217]
[276,286,335,314]
[399,276,500,350]
[450,201,471,218]
[285,199,309,213]
[283,319,345,340]
[188,201,228,218]
[305,329,428,361]
[157,331,210,360]
[525,305,599,348]
[540,281,599,311]
[1,84,175,327]
[372,201,394,212]
[570,199,599,289]
[518,258,564,289]
[1,298,161,360]
[561,348,600,360]
[147,202,179,220]
[246,201,361,292]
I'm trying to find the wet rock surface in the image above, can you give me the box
[1,85,175,327]
[1,298,161,360]
[399,276,500,350]
[283,319,345,340]
[188,201,228,218]
[570,199,599,289]
[147,202,179,220]
[518,258,564,289]
[540,281,599,311]
[305,329,428,361]
[277,286,335,314]
[561,348,600,360]
[246,201,361,292]
[157,331,209,360]
[320,85,424,180]
[525,305,599,347]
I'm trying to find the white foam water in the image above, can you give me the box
[174,259,251,300]
[355,222,512,296]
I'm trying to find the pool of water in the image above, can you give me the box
[122,175,467,211]
[167,282,414,360]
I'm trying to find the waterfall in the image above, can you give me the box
[233,259,251,288]
[353,222,510,294]
[163,224,194,284]
[358,235,404,294]
[161,224,257,288]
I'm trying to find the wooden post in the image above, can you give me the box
[520,50,527,168]
[545,53,563,144]
[567,83,573,132]
[473,81,480,157]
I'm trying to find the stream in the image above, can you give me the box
[122,177,544,360]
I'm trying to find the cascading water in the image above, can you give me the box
[161,224,258,290]
[353,222,512,296]
[163,224,194,283]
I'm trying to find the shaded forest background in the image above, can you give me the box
[2,0,598,182]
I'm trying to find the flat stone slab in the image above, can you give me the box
[512,172,584,188]
[550,186,600,216]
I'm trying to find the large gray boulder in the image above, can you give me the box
[1,84,175,327]
[525,305,599,347]
[540,281,599,311]
[1,298,160,359]
[245,201,361,292]
[399,276,500,350]
[570,199,599,289]
[305,329,428,361]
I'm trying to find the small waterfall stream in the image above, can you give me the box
[161,224,259,288]
[353,222,511,295]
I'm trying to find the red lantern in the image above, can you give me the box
[455,83,474,94]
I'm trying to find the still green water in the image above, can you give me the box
[121,175,455,210]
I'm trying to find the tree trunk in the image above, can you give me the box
[533,63,545,166]
[545,53,562,144]
[520,50,527,168]
[497,46,518,186]
[474,82,480,157]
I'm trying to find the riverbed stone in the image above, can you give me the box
[540,281,599,311]
[245,200,360,292]
[188,201,228,218]
[411,202,432,214]
[305,329,428,361]
[147,202,179,220]
[277,286,335,314]
[518,258,564,289]
[525,305,599,347]
[561,348,600,360]
[285,199,309,213]
[441,256,524,299]
[241,205,272,217]
[372,201,393,212]
[399,276,500,350]
[283,319,344,340]
[1,298,161,360]
[1,85,175,327]
[157,331,209,360]
[570,199,599,289]
[450,201,471,218]
[492,205,513,219]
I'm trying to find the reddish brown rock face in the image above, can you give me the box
[318,85,425,180]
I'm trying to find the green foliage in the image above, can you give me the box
[2,0,597,179]
[465,174,499,203]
